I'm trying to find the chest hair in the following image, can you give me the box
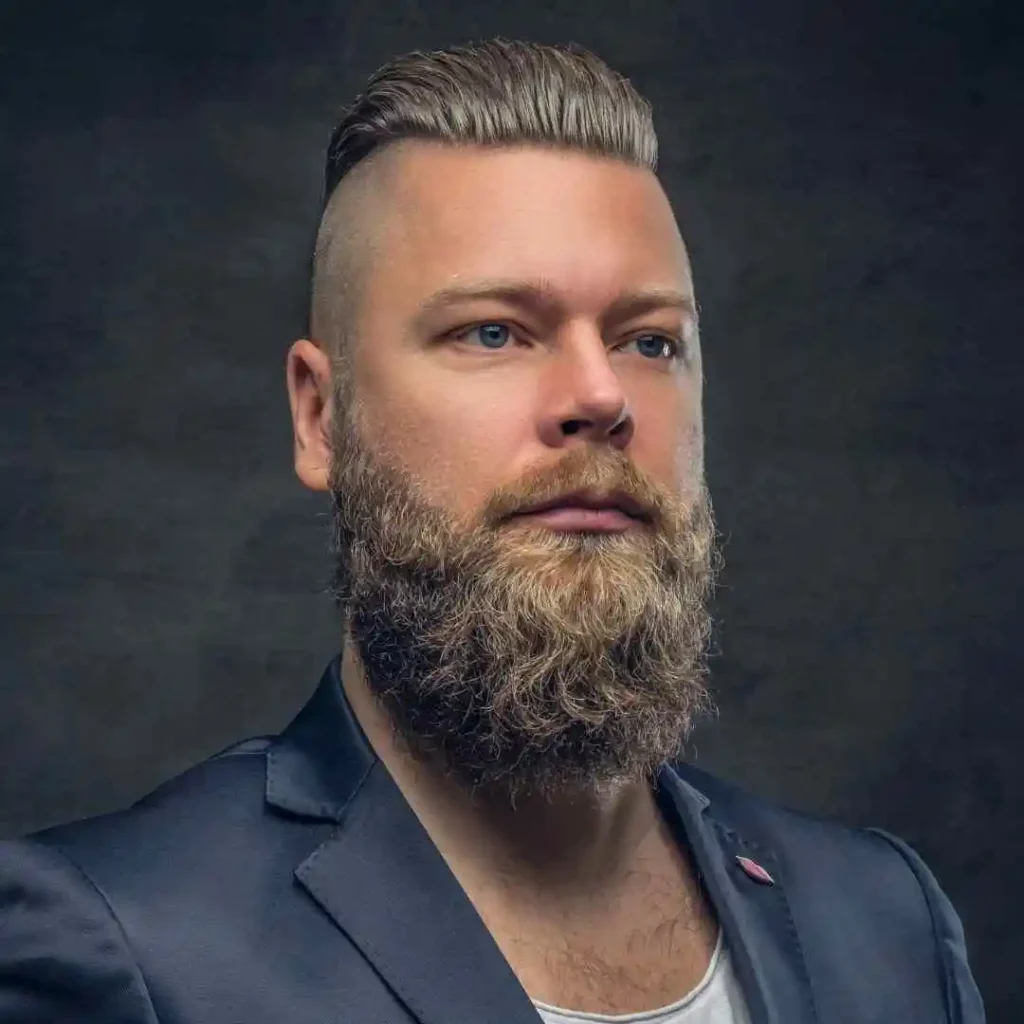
[484,873,719,1015]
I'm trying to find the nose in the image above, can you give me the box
[561,404,633,446]
[538,337,634,450]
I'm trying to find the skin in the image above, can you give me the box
[286,140,718,1013]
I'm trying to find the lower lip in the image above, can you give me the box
[515,507,639,532]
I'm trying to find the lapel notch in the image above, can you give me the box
[294,763,542,1024]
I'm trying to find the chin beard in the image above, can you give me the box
[326,409,720,803]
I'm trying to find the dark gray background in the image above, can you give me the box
[1,0,1020,1019]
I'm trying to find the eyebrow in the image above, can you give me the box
[413,278,698,330]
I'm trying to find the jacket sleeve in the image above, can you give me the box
[0,837,160,1023]
[868,828,986,1024]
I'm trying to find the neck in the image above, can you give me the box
[340,641,664,897]
[339,639,722,1017]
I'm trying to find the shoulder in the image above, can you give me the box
[673,760,918,870]
[0,738,279,1023]
[0,733,333,944]
[672,762,986,1022]
[673,760,946,901]
[3,734,332,916]
[36,736,276,866]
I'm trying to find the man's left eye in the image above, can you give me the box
[624,334,684,361]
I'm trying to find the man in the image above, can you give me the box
[0,38,984,1024]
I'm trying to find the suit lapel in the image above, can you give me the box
[267,658,540,1024]
[295,762,541,1024]
[657,767,819,1024]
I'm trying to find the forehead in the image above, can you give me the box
[361,141,692,314]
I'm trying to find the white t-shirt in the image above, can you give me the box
[533,931,752,1024]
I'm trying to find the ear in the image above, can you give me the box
[286,338,334,492]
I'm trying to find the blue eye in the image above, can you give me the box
[625,334,685,362]
[463,323,513,349]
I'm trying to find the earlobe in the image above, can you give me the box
[287,339,334,493]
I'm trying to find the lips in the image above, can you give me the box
[515,490,649,522]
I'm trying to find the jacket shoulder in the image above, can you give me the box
[0,738,279,1023]
[25,735,294,892]
[672,761,986,1022]
[671,761,947,947]
[674,760,895,856]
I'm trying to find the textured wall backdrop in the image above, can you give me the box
[1,0,1020,1019]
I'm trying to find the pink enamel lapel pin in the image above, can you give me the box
[735,855,775,886]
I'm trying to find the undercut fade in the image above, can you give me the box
[310,37,660,387]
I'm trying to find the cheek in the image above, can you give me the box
[630,373,700,457]
[362,378,531,514]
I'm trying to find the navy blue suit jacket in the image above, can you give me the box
[0,657,985,1023]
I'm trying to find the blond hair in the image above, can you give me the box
[310,38,659,376]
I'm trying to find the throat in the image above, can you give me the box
[452,799,720,1017]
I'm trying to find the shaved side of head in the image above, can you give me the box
[310,146,396,391]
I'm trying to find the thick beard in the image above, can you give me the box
[326,395,721,804]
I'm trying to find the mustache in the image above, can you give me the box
[479,454,667,531]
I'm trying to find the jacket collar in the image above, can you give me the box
[265,653,375,821]
[266,656,817,1024]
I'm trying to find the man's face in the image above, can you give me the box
[323,141,718,799]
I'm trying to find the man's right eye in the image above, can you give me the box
[454,323,516,350]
